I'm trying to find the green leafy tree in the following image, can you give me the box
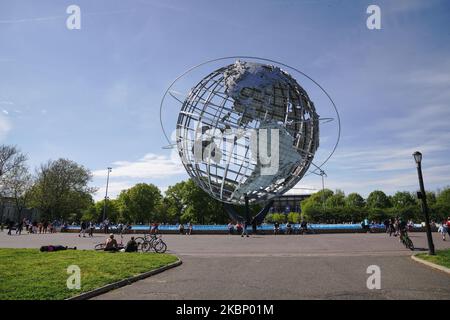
[325,190,345,208]
[117,183,162,223]
[287,212,301,223]
[163,179,228,224]
[391,191,416,208]
[366,190,391,209]
[345,193,365,208]
[28,158,96,221]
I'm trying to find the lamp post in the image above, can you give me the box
[413,151,435,255]
[102,167,112,222]
[319,169,327,209]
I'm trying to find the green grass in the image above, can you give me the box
[416,249,450,269]
[0,248,178,300]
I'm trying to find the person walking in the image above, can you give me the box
[446,217,450,238]
[78,221,86,237]
[88,221,94,237]
[178,223,185,235]
[103,219,110,234]
[241,220,249,238]
[15,220,23,235]
[438,220,447,241]
[7,220,14,235]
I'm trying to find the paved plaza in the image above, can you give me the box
[1,231,450,299]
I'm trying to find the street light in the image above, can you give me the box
[413,151,435,255]
[102,167,112,222]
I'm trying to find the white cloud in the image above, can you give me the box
[0,114,12,141]
[93,181,135,201]
[93,153,184,179]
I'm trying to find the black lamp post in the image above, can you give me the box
[413,151,435,255]
[102,167,112,222]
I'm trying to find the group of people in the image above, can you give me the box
[177,222,193,235]
[1,218,56,235]
[225,220,309,236]
[103,233,139,252]
[78,220,133,238]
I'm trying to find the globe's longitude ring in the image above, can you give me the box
[160,57,340,204]
[159,56,341,177]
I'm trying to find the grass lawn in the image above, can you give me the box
[0,248,178,300]
[416,249,450,269]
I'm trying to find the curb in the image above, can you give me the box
[411,255,450,275]
[66,257,182,300]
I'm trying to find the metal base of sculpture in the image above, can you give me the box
[223,194,274,226]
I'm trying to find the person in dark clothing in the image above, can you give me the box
[78,221,87,237]
[125,237,138,252]
[7,220,14,235]
[273,222,280,235]
[252,220,257,235]
[16,221,23,235]
[300,220,308,234]
[241,221,249,237]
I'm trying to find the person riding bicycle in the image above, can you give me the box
[398,217,408,241]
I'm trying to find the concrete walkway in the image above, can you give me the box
[1,231,449,299]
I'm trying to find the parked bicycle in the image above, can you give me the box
[135,233,167,253]
[94,234,124,251]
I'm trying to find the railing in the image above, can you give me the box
[65,223,424,231]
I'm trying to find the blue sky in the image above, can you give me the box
[1,0,449,200]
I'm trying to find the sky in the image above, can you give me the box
[1,0,449,201]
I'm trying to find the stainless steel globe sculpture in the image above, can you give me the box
[176,60,319,205]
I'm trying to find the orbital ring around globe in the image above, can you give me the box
[159,56,341,205]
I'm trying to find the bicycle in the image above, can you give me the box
[399,230,414,251]
[94,234,124,251]
[135,233,167,253]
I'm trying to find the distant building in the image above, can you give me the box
[0,197,39,222]
[271,188,314,214]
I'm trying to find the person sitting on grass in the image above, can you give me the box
[104,234,118,252]
[125,236,138,252]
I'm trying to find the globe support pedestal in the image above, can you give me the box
[223,197,274,230]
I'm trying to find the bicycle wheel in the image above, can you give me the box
[141,241,152,252]
[134,237,145,252]
[406,238,414,251]
[94,243,105,251]
[153,239,167,253]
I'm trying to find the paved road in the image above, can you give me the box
[1,231,450,299]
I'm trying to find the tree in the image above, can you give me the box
[366,190,391,209]
[346,193,365,208]
[325,190,345,208]
[0,145,27,179]
[0,145,28,222]
[117,183,162,223]
[432,187,450,221]
[3,164,32,222]
[163,179,227,224]
[28,158,96,221]
[82,199,120,223]
[391,191,416,208]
